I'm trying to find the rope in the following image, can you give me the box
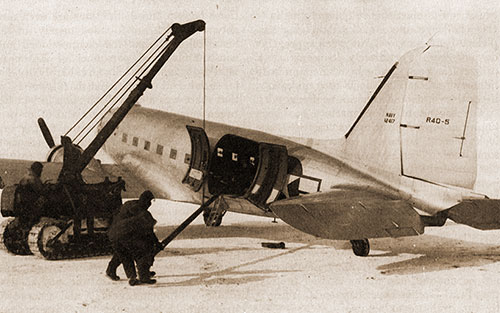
[66,26,173,139]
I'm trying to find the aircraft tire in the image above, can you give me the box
[350,239,370,257]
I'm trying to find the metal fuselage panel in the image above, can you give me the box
[101,106,483,217]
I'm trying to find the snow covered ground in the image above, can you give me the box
[2,200,500,312]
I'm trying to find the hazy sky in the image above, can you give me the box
[1,1,499,192]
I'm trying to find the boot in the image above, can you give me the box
[128,278,140,286]
[139,278,157,284]
[106,267,120,281]
[137,257,156,284]
[106,255,121,281]
[106,271,120,281]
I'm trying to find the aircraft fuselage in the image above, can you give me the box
[102,105,485,219]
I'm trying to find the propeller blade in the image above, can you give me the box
[37,117,55,148]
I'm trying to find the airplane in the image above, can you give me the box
[1,31,498,257]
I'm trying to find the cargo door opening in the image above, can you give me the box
[207,135,259,196]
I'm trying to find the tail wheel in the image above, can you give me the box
[350,239,370,257]
[28,220,68,259]
[0,218,32,255]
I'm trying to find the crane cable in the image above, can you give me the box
[74,32,173,144]
[65,26,173,141]
[75,36,173,145]
[77,26,207,146]
[202,27,207,206]
[68,27,172,140]
[203,27,206,130]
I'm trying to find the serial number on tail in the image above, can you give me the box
[384,112,396,124]
[426,117,449,125]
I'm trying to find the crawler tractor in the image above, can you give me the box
[0,20,205,259]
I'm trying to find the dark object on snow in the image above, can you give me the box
[261,242,286,249]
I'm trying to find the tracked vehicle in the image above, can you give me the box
[0,20,206,260]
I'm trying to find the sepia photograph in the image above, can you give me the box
[1,1,499,312]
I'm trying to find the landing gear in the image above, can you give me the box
[350,239,370,257]
[0,218,32,255]
[203,206,226,227]
[203,197,227,227]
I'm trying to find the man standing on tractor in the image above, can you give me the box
[20,162,44,194]
[18,161,46,221]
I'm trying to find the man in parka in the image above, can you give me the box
[20,161,44,194]
[106,190,162,285]
[18,162,45,221]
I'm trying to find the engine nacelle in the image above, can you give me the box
[46,144,64,163]
[44,144,103,173]
[45,144,85,163]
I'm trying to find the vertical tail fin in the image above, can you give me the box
[344,46,477,189]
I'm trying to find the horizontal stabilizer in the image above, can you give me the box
[269,190,424,240]
[448,200,500,230]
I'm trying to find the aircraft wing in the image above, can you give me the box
[269,188,424,240]
[0,158,145,199]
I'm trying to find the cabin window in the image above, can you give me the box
[217,147,223,157]
[184,153,191,164]
[156,144,164,155]
[232,153,238,161]
[122,133,128,143]
[170,148,177,160]
[250,156,255,166]
[144,140,150,151]
[132,137,139,147]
